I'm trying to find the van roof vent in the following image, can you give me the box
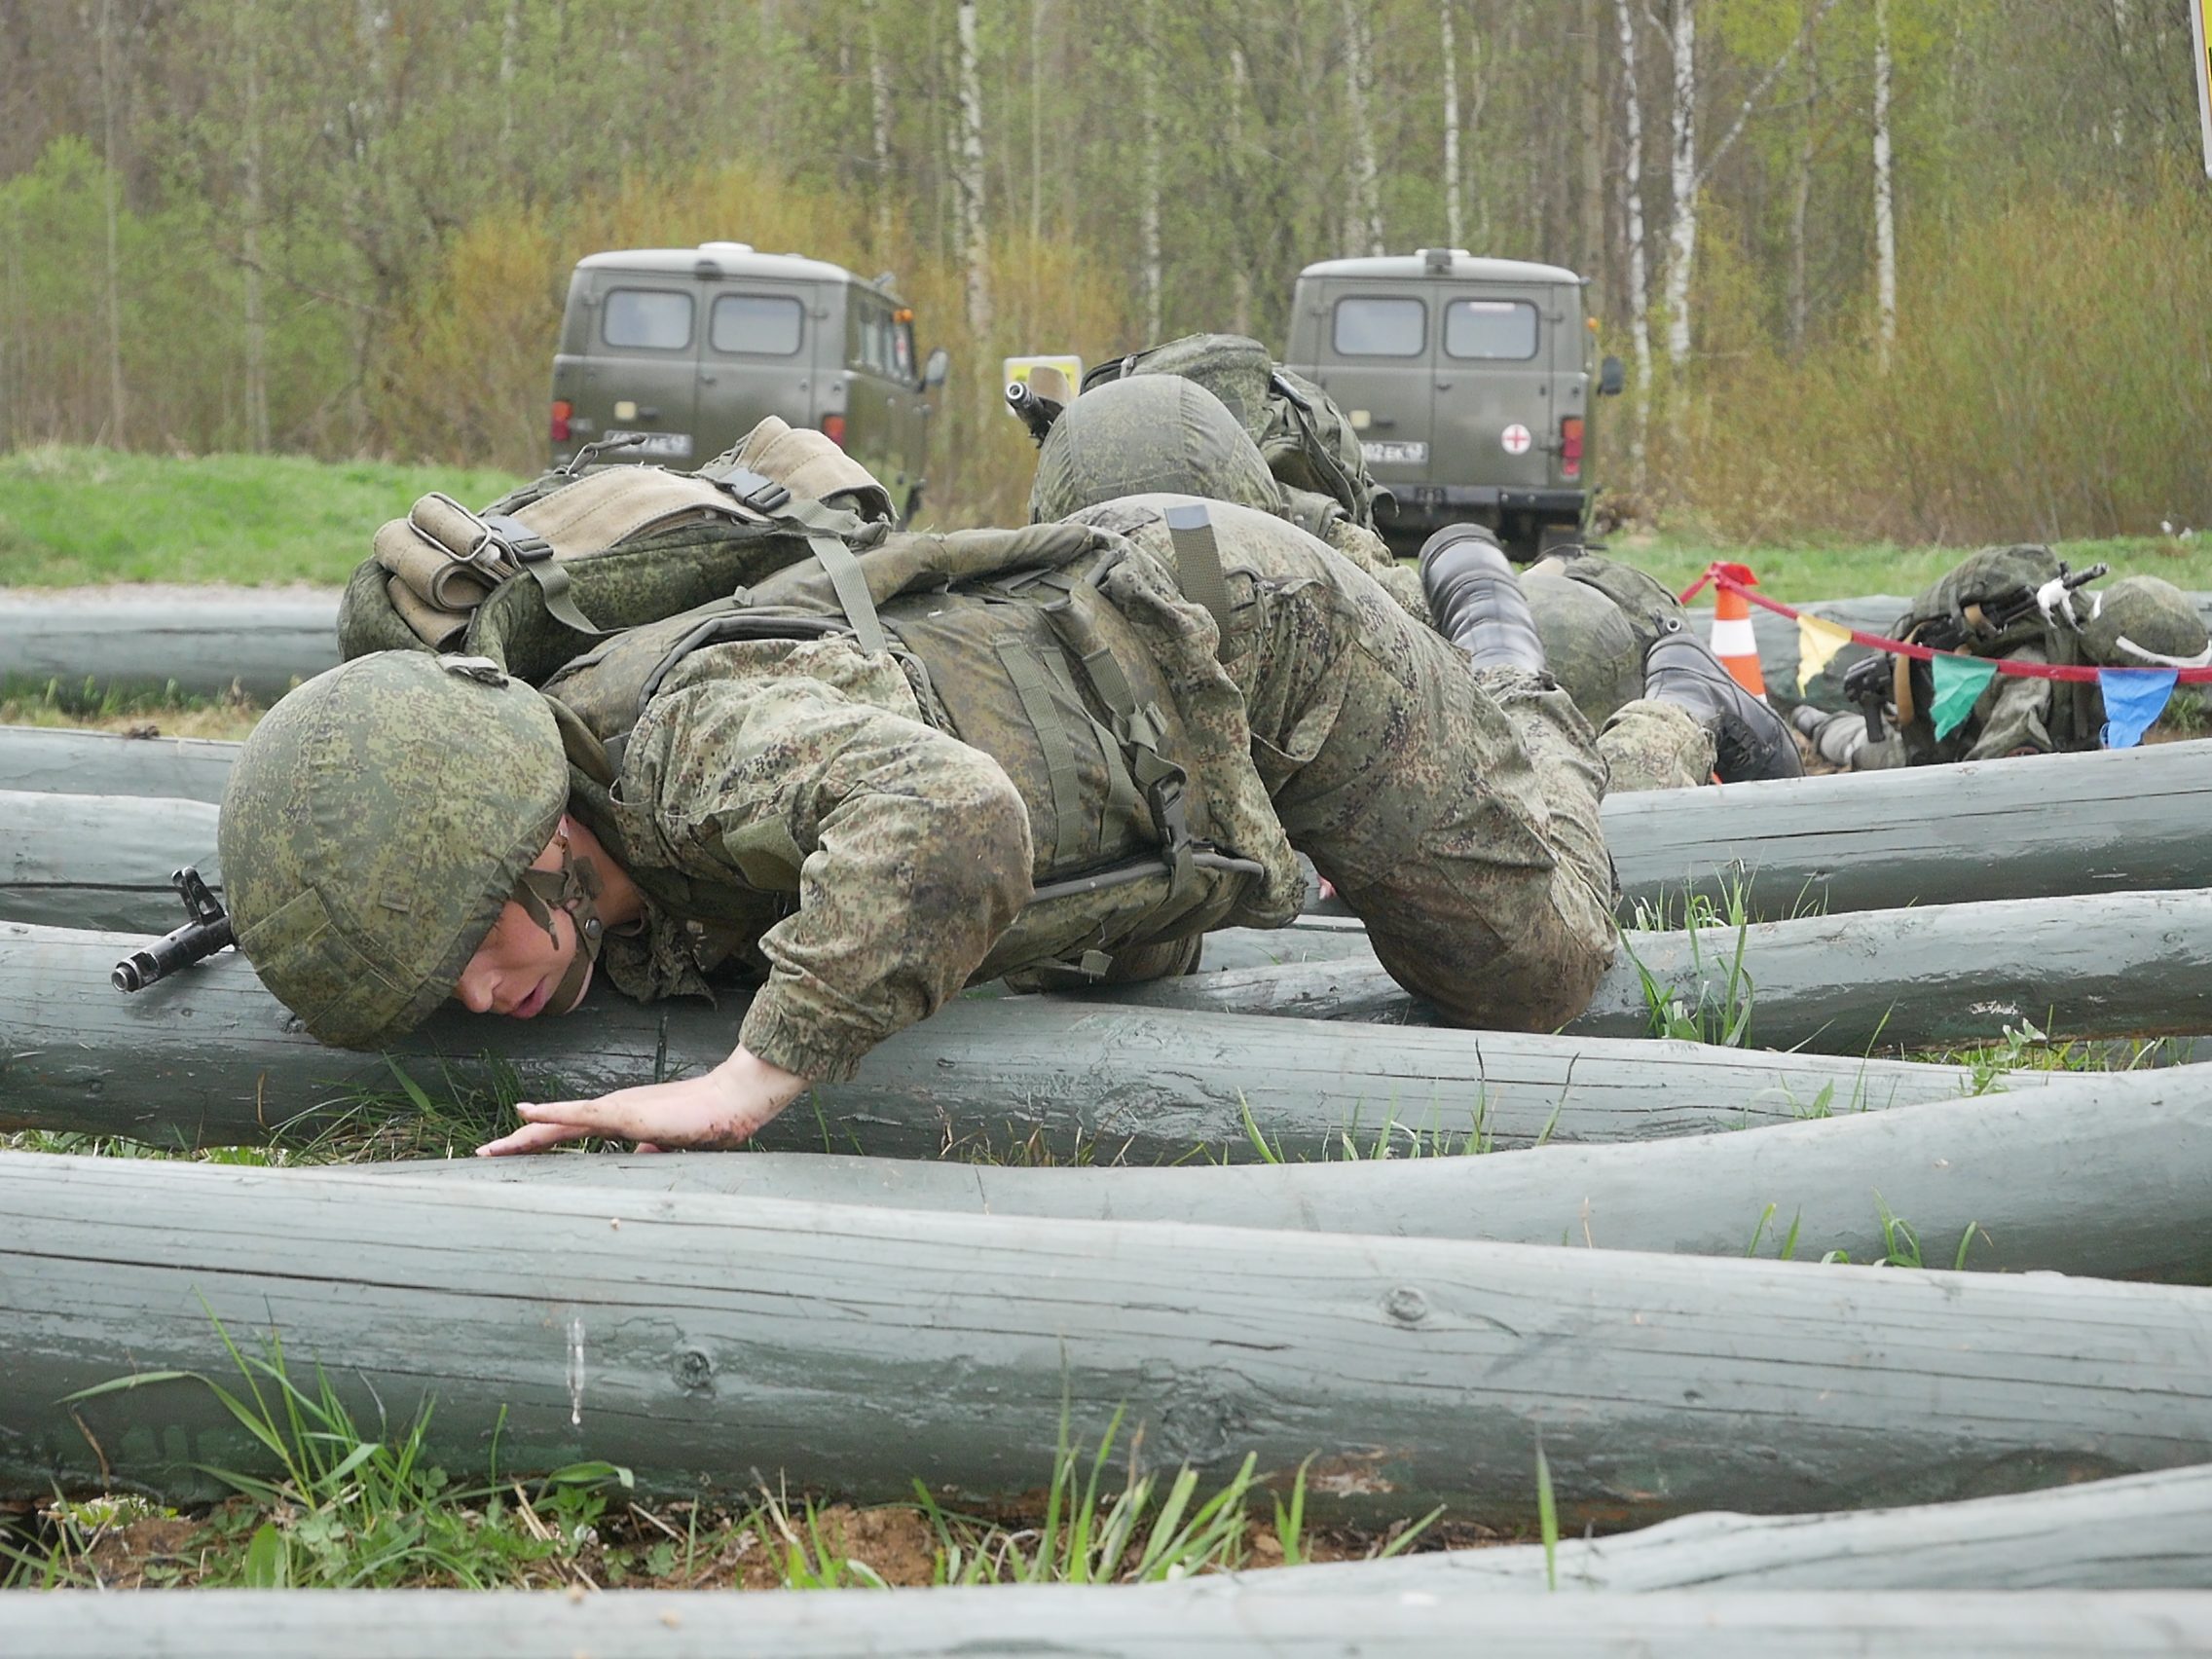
[1419,247,1471,273]
[698,240,755,255]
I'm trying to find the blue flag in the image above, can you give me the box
[2099,669,2178,749]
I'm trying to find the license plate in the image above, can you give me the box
[1361,440,1428,465]
[605,428,693,460]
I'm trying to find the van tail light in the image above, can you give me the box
[821,414,847,449]
[550,400,572,444]
[1560,416,1584,481]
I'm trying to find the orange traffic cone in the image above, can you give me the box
[1709,562,1769,700]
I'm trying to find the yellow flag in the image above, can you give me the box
[1797,614,1856,694]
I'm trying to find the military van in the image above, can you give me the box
[549,241,950,520]
[1281,249,1623,558]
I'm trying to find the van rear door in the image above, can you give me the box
[1427,284,1553,492]
[697,282,816,461]
[1307,284,1435,492]
[589,277,704,462]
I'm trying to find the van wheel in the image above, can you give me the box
[1535,524,1587,561]
[899,486,924,529]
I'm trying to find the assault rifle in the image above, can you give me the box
[1006,380,1065,448]
[1841,562,2108,742]
[111,866,232,992]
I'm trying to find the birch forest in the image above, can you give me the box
[2,0,2207,537]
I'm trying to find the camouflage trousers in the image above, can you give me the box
[1229,535,1618,1031]
[1595,699,1715,792]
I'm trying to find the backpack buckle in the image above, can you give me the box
[481,513,553,565]
[712,467,793,516]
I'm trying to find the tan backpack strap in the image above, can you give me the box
[716,416,895,522]
[383,575,466,649]
[509,467,757,558]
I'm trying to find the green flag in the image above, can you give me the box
[1929,655,2000,739]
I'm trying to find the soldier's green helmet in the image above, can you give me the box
[2079,575,2210,668]
[1524,568,1646,724]
[217,650,570,1049]
[1029,375,1285,523]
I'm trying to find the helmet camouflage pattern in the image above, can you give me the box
[217,651,569,1049]
[2079,574,2209,668]
[1525,567,1646,724]
[1030,375,1286,523]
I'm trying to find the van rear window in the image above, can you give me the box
[1444,299,1539,360]
[713,294,804,356]
[1331,297,1426,357]
[602,289,694,350]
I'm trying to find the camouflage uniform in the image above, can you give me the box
[1524,552,1714,793]
[222,498,1617,1077]
[1031,375,1708,794]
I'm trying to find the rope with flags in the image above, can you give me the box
[1679,562,2212,749]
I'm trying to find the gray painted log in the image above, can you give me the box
[1140,890,2212,1054]
[5,1592,2209,1659]
[5,1592,2207,1659]
[9,1154,2212,1525]
[0,792,220,933]
[0,588,340,702]
[1607,736,2212,921]
[1221,1464,2212,1595]
[0,724,239,803]
[28,734,2212,940]
[382,1063,2208,1281]
[0,923,2002,1156]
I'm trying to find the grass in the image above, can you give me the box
[3,445,2204,600]
[1612,527,2212,605]
[1,1316,1449,1593]
[0,445,525,588]
[0,681,265,739]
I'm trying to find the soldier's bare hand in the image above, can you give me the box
[474,1048,810,1156]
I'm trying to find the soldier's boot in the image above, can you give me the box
[1642,633,1804,783]
[1790,702,1868,769]
[1419,525,1545,674]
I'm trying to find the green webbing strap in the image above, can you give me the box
[804,531,888,656]
[1039,648,1139,829]
[996,639,1088,866]
[479,511,607,638]
[1163,502,1233,657]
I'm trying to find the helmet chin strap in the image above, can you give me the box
[510,830,606,1014]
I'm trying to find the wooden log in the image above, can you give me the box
[0,923,2001,1156]
[382,1062,2208,1281]
[0,588,340,703]
[0,724,239,803]
[25,734,2212,939]
[1132,890,2212,1054]
[9,1154,2212,1525]
[0,793,220,934]
[2,1590,2206,1659]
[1607,737,2212,921]
[1221,1464,2212,1595]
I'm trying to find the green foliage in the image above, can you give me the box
[0,445,522,586]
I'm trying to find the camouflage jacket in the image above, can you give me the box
[549,512,1310,1082]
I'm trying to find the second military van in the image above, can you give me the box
[1282,249,1623,558]
[549,242,950,521]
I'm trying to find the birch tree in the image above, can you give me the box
[953,0,991,335]
[1662,0,1698,377]
[1612,0,1652,485]
[1872,0,1897,370]
[239,0,269,452]
[95,0,128,446]
[1342,0,1383,256]
[1441,1,1463,247]
[1140,0,1163,340]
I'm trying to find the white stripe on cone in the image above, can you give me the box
[1710,616,1760,657]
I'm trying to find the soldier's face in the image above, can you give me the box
[453,837,590,1019]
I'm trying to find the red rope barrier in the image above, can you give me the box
[1684,563,2212,684]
